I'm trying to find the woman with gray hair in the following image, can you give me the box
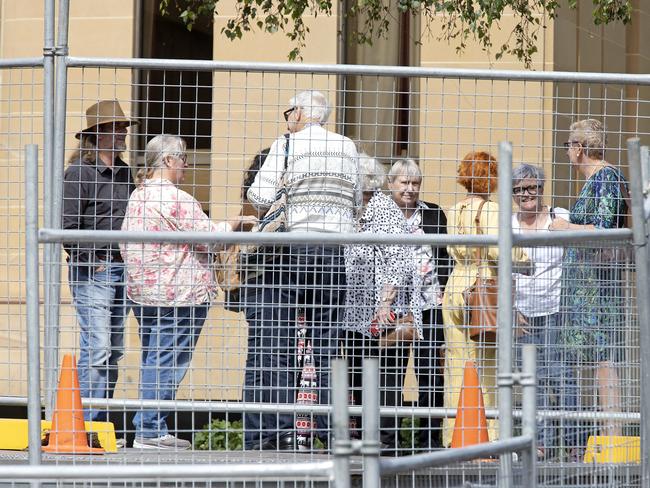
[342,154,422,456]
[387,158,450,451]
[358,152,387,205]
[121,134,253,449]
[549,118,629,459]
[511,163,573,459]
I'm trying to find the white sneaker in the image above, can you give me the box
[133,434,191,450]
[115,438,126,449]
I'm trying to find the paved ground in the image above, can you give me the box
[0,449,641,487]
[0,448,345,464]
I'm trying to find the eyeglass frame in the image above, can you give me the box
[563,140,582,149]
[283,107,296,121]
[512,184,543,196]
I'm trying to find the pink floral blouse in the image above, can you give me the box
[120,178,231,306]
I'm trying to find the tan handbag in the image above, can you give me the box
[462,200,498,342]
[215,243,243,292]
[463,276,498,342]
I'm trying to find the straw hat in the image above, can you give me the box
[75,100,138,139]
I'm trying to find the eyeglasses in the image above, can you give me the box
[512,184,541,196]
[563,140,581,149]
[283,107,296,121]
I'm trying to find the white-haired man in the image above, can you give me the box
[246,90,360,451]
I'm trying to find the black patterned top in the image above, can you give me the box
[343,191,423,338]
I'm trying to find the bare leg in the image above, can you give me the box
[596,361,623,437]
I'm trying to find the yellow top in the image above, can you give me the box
[442,197,530,327]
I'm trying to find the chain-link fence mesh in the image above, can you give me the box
[1,56,649,487]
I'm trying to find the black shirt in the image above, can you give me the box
[420,200,452,290]
[62,155,134,263]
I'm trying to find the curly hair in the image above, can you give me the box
[457,151,498,195]
[569,119,607,159]
[358,152,386,192]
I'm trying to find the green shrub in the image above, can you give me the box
[194,419,244,450]
[400,416,421,449]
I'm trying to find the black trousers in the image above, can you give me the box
[413,307,445,450]
[243,245,345,448]
[342,330,409,453]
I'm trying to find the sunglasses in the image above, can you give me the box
[512,184,542,196]
[283,107,296,121]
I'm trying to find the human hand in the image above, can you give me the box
[548,217,570,231]
[239,215,257,230]
[374,305,395,325]
[515,312,530,337]
[438,345,446,370]
[229,215,257,231]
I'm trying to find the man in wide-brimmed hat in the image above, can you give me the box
[63,100,138,426]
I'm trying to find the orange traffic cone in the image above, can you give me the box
[450,360,489,448]
[43,353,104,454]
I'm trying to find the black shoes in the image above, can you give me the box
[249,433,296,451]
[273,433,296,451]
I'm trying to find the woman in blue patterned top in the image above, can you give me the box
[549,119,629,454]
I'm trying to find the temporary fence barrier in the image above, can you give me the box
[1,0,650,486]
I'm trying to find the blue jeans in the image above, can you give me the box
[243,245,345,449]
[132,304,208,439]
[68,261,128,422]
[515,313,581,449]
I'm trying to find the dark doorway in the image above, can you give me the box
[136,0,214,151]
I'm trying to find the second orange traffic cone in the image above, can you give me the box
[42,353,104,454]
[450,360,489,448]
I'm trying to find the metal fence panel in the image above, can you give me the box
[2,55,650,487]
[0,64,44,400]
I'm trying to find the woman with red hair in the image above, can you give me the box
[441,151,531,447]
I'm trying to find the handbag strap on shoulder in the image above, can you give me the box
[276,133,290,188]
[283,133,290,171]
[472,199,488,268]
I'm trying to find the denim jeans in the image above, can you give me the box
[243,245,345,449]
[242,279,272,449]
[132,304,208,439]
[515,312,581,449]
[68,261,128,422]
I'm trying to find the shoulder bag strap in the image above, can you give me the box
[283,133,290,170]
[275,133,290,189]
[472,199,487,267]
